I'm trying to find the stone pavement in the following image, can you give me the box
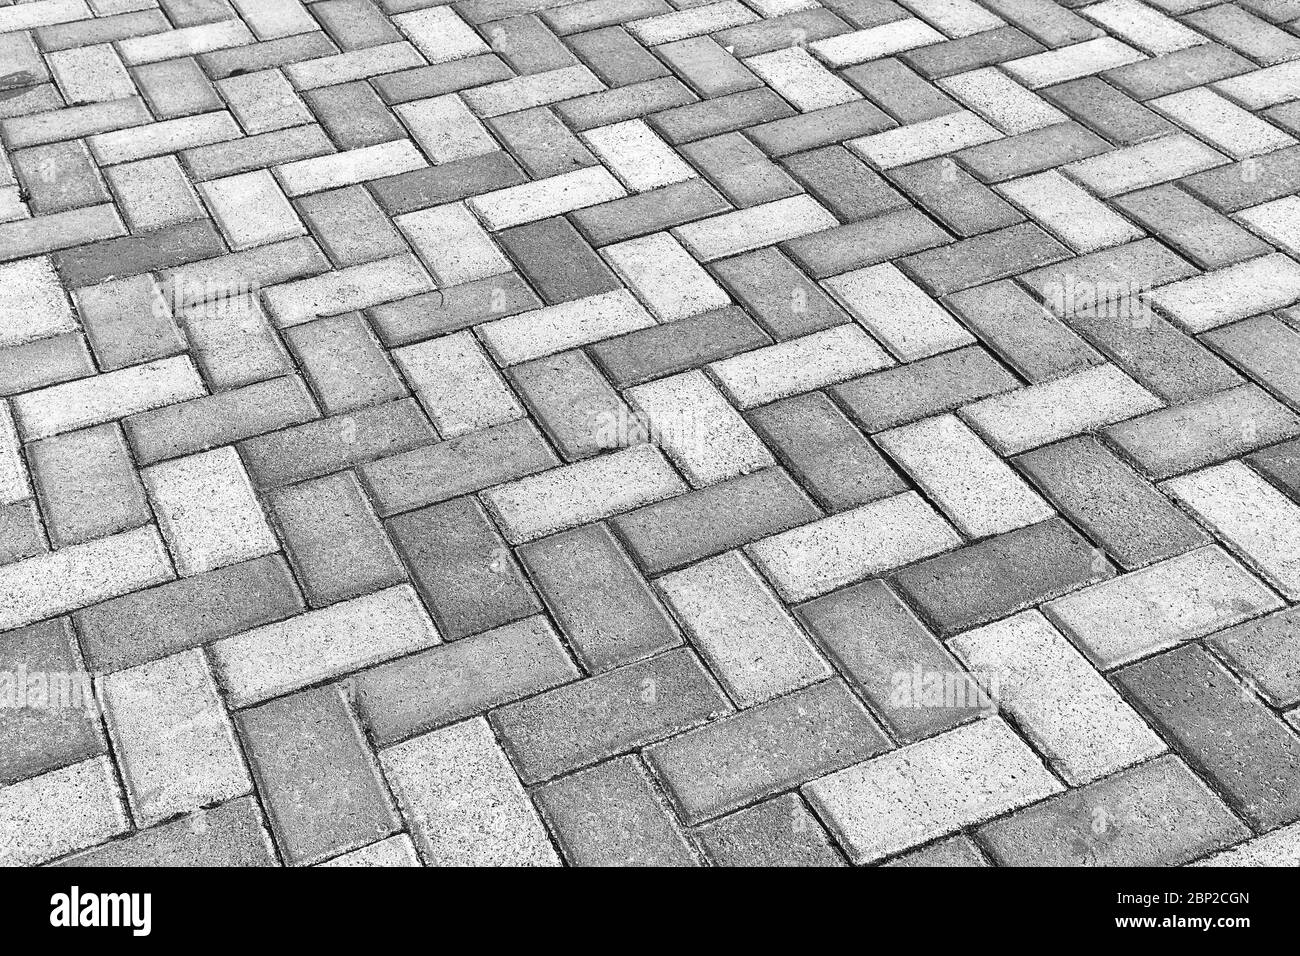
[3,0,1300,869]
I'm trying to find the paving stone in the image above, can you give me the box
[613,467,821,574]
[238,685,398,866]
[1105,384,1300,478]
[696,793,845,867]
[99,649,251,827]
[1149,253,1300,333]
[1110,183,1271,270]
[976,754,1248,866]
[1164,460,1300,599]
[1014,436,1209,569]
[833,345,1019,433]
[710,324,894,409]
[499,216,620,304]
[960,364,1163,456]
[876,414,1054,538]
[0,501,48,567]
[143,447,277,577]
[360,418,557,516]
[58,797,277,867]
[1192,822,1300,867]
[508,350,630,461]
[353,616,580,746]
[271,472,406,607]
[1116,644,1300,831]
[746,391,905,511]
[479,289,656,366]
[482,444,687,543]
[900,222,1070,296]
[884,834,989,867]
[1045,546,1280,669]
[491,647,732,783]
[395,331,523,439]
[381,717,558,866]
[0,618,105,786]
[0,757,128,867]
[387,495,542,640]
[824,263,975,361]
[1209,606,1300,708]
[603,232,728,321]
[519,523,680,672]
[893,517,1116,636]
[534,755,700,866]
[0,526,173,633]
[659,551,830,706]
[804,717,1062,864]
[75,555,304,674]
[31,423,149,547]
[747,491,962,603]
[211,585,440,707]
[647,679,888,824]
[317,834,421,868]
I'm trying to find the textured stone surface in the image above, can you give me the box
[5,0,1296,869]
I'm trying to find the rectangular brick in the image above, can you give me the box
[877,414,1053,538]
[796,580,982,743]
[237,685,398,865]
[805,717,1062,864]
[1003,37,1145,89]
[709,324,894,409]
[0,526,173,633]
[522,515,676,669]
[976,754,1246,866]
[1117,644,1300,831]
[648,680,888,825]
[99,650,250,827]
[395,331,522,438]
[825,263,975,361]
[659,552,830,706]
[672,195,838,262]
[893,517,1115,636]
[950,611,1164,784]
[746,491,960,603]
[388,496,541,639]
[75,555,304,674]
[381,718,558,866]
[211,585,441,707]
[271,472,405,607]
[0,758,128,867]
[361,418,558,516]
[1164,460,1300,600]
[479,289,655,366]
[1149,253,1300,333]
[849,110,1001,168]
[468,166,626,230]
[353,616,580,746]
[491,647,731,783]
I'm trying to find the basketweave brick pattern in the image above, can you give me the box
[4,0,1300,870]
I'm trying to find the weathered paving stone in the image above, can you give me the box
[884,835,990,867]
[796,580,984,743]
[352,615,580,746]
[518,523,680,672]
[658,551,830,707]
[75,555,304,674]
[695,793,845,867]
[30,423,150,547]
[894,518,1116,636]
[211,585,440,707]
[746,491,961,603]
[0,618,106,786]
[646,679,890,825]
[491,647,732,784]
[533,755,700,867]
[381,717,558,866]
[99,649,251,827]
[271,472,406,607]
[58,797,277,868]
[238,685,399,866]
[612,468,822,574]
[976,754,1249,866]
[1014,436,1209,569]
[1116,644,1300,832]
[0,757,129,867]
[387,495,542,640]
[805,717,1062,864]
[1209,606,1300,708]
[1044,547,1281,670]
